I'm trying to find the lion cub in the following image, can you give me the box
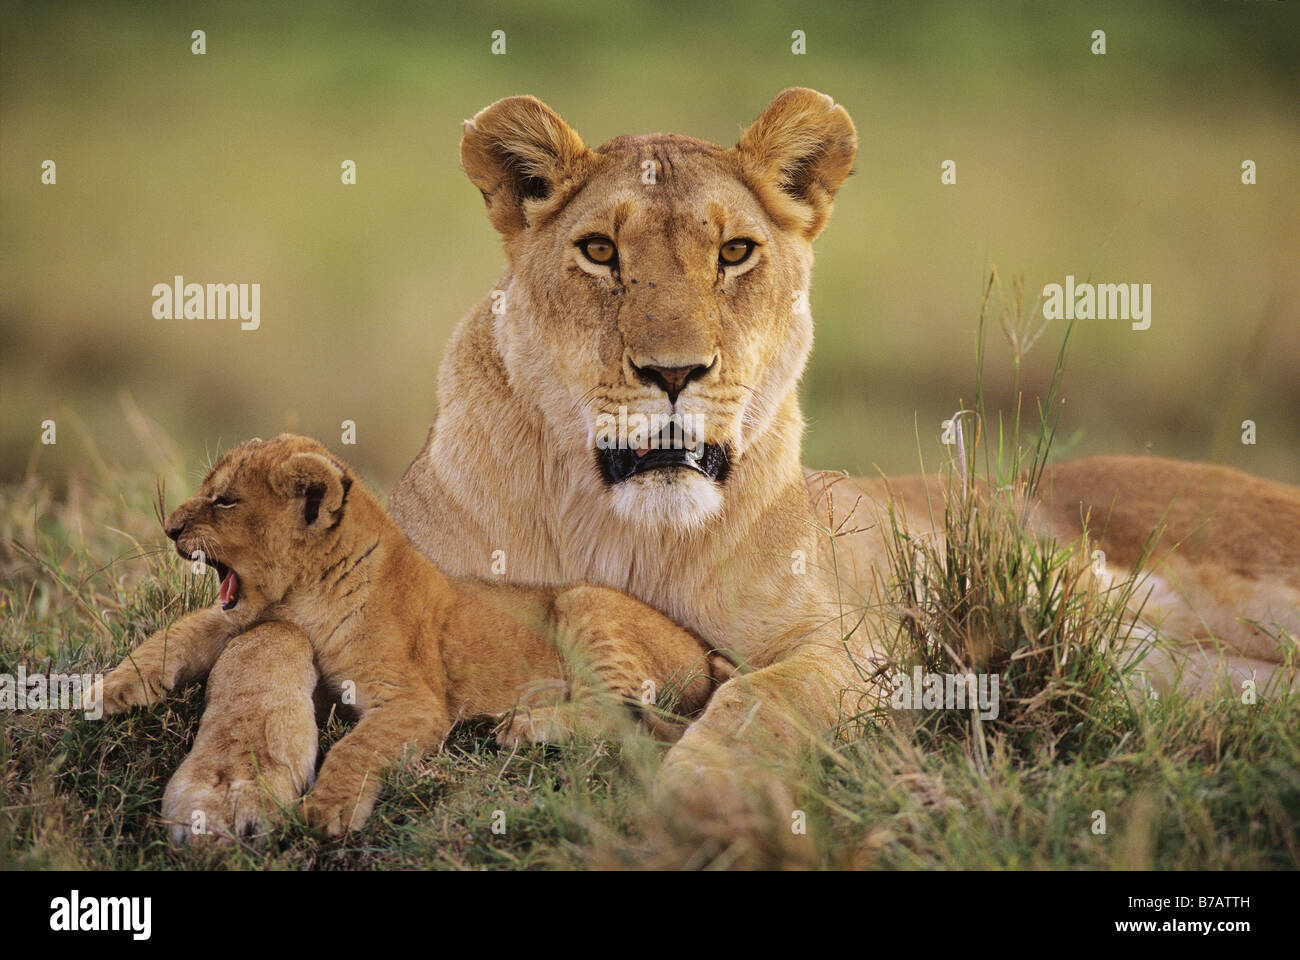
[94,434,729,841]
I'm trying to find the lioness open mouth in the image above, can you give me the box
[211,560,241,611]
[595,434,731,485]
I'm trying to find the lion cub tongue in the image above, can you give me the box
[218,569,239,609]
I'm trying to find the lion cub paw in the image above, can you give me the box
[163,775,280,846]
[493,700,619,748]
[93,660,175,715]
[299,794,366,839]
[494,707,570,748]
[162,721,317,845]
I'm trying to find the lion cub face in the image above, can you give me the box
[460,89,856,532]
[163,435,351,627]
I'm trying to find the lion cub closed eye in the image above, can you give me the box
[95,433,731,841]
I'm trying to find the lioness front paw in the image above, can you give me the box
[652,748,808,868]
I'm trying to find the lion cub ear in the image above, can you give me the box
[733,87,858,239]
[460,95,590,240]
[271,452,348,528]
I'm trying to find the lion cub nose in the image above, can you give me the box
[165,520,185,541]
[631,360,712,404]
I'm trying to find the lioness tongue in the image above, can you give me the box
[219,569,238,608]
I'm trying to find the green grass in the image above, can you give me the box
[3,273,1296,869]
[4,509,1297,869]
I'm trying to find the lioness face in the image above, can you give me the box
[461,89,856,532]
[163,435,350,626]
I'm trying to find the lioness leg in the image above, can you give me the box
[95,607,244,714]
[655,637,859,864]
[161,621,318,845]
[497,584,732,746]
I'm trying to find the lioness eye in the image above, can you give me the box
[578,236,618,267]
[719,239,756,266]
[213,494,239,508]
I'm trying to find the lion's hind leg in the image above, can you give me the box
[496,585,729,748]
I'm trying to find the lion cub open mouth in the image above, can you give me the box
[211,560,240,611]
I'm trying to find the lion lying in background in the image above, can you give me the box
[93,434,728,842]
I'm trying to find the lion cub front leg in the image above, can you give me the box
[95,607,243,715]
[162,622,318,845]
[302,693,449,838]
[497,585,731,747]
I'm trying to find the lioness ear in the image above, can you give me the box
[460,95,590,240]
[733,87,858,239]
[271,452,348,528]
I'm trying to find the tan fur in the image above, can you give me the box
[389,88,858,672]
[95,435,729,841]
[382,89,1299,844]
[1036,456,1300,687]
[813,458,1300,688]
[107,89,1298,853]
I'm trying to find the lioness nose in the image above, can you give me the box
[631,360,713,404]
[165,520,184,541]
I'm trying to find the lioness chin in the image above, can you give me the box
[93,434,728,842]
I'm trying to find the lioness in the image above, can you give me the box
[95,434,728,841]
[102,89,1300,855]
[383,88,1300,836]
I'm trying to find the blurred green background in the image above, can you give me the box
[3,0,1297,496]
